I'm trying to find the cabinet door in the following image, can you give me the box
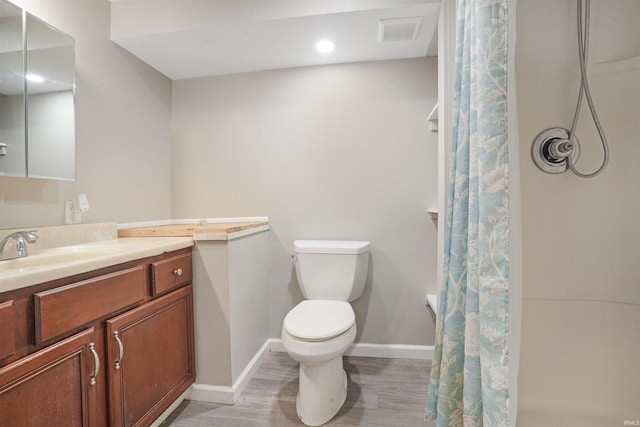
[0,300,16,361]
[0,328,99,427]
[106,285,195,427]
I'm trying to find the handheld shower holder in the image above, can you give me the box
[531,127,581,174]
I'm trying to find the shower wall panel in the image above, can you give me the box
[516,0,640,425]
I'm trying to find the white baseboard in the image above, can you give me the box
[187,383,235,405]
[269,339,433,360]
[188,338,273,405]
[188,338,434,405]
[346,342,434,359]
[150,390,188,427]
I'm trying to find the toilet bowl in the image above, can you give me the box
[281,240,369,426]
[281,300,357,426]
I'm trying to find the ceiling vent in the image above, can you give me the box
[378,17,423,43]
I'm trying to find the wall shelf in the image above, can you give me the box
[427,103,438,132]
[425,293,438,315]
[427,208,439,220]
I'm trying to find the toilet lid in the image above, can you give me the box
[284,300,355,342]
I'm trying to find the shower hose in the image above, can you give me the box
[568,0,610,178]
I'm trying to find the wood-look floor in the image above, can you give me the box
[162,351,435,427]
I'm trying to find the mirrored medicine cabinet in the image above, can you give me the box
[0,0,76,181]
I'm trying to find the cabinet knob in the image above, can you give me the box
[173,268,183,277]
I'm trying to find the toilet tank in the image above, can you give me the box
[293,240,370,302]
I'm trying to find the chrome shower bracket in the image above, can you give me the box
[531,127,581,174]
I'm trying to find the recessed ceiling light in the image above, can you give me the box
[26,74,44,83]
[316,40,334,53]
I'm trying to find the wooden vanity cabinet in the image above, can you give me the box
[0,328,98,427]
[0,248,195,427]
[107,285,195,427]
[0,300,16,360]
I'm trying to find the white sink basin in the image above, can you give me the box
[0,245,122,272]
[0,237,193,294]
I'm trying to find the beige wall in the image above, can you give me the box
[191,232,269,389]
[1,1,439,349]
[516,0,640,424]
[0,0,172,228]
[171,57,439,346]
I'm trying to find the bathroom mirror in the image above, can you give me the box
[0,1,75,181]
[25,12,75,180]
[0,0,26,177]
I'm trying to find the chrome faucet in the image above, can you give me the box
[0,231,39,261]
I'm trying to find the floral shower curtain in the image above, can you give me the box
[425,0,511,426]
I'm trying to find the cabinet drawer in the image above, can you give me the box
[0,301,16,360]
[150,252,192,296]
[34,266,146,344]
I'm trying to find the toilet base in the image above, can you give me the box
[296,355,348,426]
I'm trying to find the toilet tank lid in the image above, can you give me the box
[293,240,370,254]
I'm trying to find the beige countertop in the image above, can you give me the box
[0,237,193,294]
[0,219,269,294]
[118,221,269,241]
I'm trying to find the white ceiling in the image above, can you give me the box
[109,0,441,80]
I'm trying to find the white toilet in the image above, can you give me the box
[281,240,370,426]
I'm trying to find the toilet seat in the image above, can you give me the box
[283,300,355,342]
